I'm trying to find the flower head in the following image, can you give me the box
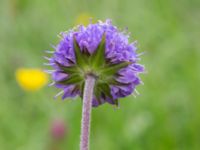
[45,19,144,107]
[16,68,48,91]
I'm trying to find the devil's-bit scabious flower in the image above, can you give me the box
[15,68,48,91]
[46,19,144,150]
[45,19,144,107]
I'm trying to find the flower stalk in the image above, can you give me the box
[80,75,96,150]
[46,19,145,149]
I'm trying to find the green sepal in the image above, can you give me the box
[73,36,89,68]
[114,99,119,107]
[94,86,103,105]
[57,74,82,85]
[94,82,113,105]
[80,81,85,98]
[90,33,106,69]
[55,61,79,74]
[101,61,131,76]
[98,82,112,99]
[98,82,118,105]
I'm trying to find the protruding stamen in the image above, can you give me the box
[54,90,64,99]
[140,81,144,85]
[137,52,146,57]
[48,81,55,87]
[135,89,140,95]
[43,69,55,74]
[50,44,57,50]
[45,50,54,54]
[57,34,63,39]
[43,56,51,61]
[43,62,55,66]
[131,93,137,98]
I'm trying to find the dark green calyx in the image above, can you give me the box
[56,35,131,102]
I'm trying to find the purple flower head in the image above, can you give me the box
[45,19,144,107]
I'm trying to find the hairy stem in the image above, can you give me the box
[80,75,95,150]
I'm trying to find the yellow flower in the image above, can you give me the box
[15,68,48,91]
[75,12,94,26]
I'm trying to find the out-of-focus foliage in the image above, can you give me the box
[0,0,200,150]
[75,12,93,26]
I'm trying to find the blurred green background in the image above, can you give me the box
[0,0,200,149]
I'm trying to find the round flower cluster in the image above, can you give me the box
[45,19,144,107]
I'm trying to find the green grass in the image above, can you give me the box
[0,0,200,149]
